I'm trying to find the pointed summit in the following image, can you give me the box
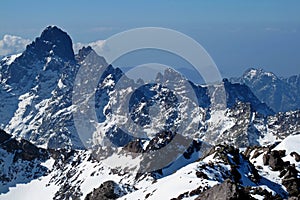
[243,68,278,81]
[24,26,75,61]
[75,46,93,62]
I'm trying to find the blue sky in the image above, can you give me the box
[1,0,300,77]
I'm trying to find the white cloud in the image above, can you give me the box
[0,35,31,57]
[0,34,106,58]
[73,40,106,54]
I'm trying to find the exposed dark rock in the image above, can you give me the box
[14,139,46,161]
[202,144,260,184]
[195,179,253,200]
[0,129,49,193]
[24,25,75,61]
[251,149,262,159]
[244,146,260,159]
[244,146,270,159]
[290,152,300,162]
[231,166,242,183]
[246,186,283,200]
[196,171,209,179]
[268,155,284,171]
[75,46,93,62]
[263,153,270,165]
[85,181,122,200]
[267,111,300,140]
[0,129,48,161]
[258,149,300,198]
[171,185,209,200]
[53,181,82,200]
[277,150,286,157]
[282,164,300,197]
[138,132,191,174]
[183,140,203,159]
[48,148,76,169]
[0,129,12,143]
[189,186,208,198]
[123,140,144,153]
[263,150,286,171]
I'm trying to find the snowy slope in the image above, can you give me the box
[274,134,300,169]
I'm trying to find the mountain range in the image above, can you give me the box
[0,26,299,200]
[231,68,300,113]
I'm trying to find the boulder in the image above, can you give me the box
[282,165,300,197]
[290,152,300,162]
[0,129,12,143]
[85,181,121,200]
[263,150,286,171]
[195,179,253,200]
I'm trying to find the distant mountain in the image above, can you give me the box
[232,68,300,113]
[0,26,278,150]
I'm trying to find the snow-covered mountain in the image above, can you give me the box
[0,26,276,150]
[0,128,299,199]
[232,68,300,113]
[0,26,299,199]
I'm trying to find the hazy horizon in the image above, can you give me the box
[1,0,300,77]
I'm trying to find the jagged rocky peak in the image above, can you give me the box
[223,78,274,116]
[243,68,278,80]
[75,46,93,62]
[0,129,48,162]
[23,25,75,61]
[233,68,300,113]
[163,67,183,81]
[75,45,108,67]
[286,74,300,88]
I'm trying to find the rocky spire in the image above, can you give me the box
[24,25,75,61]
